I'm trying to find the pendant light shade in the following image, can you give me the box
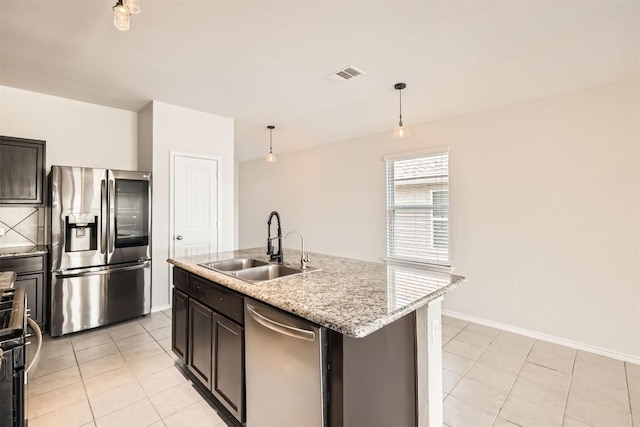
[265,125,277,163]
[393,83,410,139]
[113,0,130,31]
[125,0,140,14]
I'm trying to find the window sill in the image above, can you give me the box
[383,258,453,274]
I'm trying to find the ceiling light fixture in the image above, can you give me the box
[265,125,277,163]
[113,0,140,31]
[393,82,410,139]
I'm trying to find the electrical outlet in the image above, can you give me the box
[431,318,441,345]
[0,227,5,236]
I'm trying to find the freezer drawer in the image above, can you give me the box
[245,299,327,427]
[50,261,151,337]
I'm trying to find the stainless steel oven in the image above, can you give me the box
[0,287,27,427]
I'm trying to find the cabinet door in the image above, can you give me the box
[188,299,213,387]
[172,289,189,363]
[0,136,45,205]
[14,273,43,326]
[212,312,245,422]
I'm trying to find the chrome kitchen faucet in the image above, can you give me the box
[285,230,310,270]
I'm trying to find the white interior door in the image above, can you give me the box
[173,155,218,257]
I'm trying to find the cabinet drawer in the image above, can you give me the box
[173,267,189,293]
[190,275,244,325]
[0,255,44,274]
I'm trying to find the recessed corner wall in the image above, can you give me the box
[239,78,640,359]
[143,101,235,310]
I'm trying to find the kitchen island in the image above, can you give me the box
[168,248,465,426]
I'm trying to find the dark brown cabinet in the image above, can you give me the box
[0,136,46,205]
[0,253,48,328]
[188,298,214,386]
[172,288,189,363]
[172,267,245,423]
[212,312,244,421]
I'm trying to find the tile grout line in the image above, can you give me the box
[560,347,577,427]
[490,337,537,426]
[446,321,508,426]
[625,362,636,427]
[80,320,166,424]
[28,316,184,426]
[72,331,108,426]
[478,327,503,427]
[4,208,39,245]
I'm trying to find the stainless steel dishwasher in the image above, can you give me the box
[245,298,327,427]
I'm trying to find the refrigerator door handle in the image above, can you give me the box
[246,304,316,341]
[108,177,116,256]
[55,261,150,279]
[101,179,107,255]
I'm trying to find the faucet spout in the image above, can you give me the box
[266,211,283,264]
[285,230,309,270]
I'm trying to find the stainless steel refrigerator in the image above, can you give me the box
[49,166,152,337]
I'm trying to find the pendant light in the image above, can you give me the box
[265,125,277,163]
[393,82,410,139]
[113,0,140,31]
[113,0,131,31]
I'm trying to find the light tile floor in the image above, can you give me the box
[27,310,231,427]
[26,312,639,427]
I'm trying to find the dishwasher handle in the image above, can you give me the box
[246,304,315,341]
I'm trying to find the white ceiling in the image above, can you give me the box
[1,1,638,161]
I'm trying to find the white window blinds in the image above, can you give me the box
[386,151,450,266]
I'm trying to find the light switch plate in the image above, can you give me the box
[431,318,442,345]
[0,228,5,236]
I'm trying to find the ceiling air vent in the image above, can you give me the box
[325,65,366,83]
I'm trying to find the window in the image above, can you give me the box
[385,151,449,266]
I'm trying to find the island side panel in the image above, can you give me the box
[415,298,443,426]
[339,313,417,426]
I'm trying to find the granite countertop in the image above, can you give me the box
[168,248,465,338]
[0,245,48,258]
[0,271,16,289]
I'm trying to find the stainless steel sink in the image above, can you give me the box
[231,264,312,282]
[199,258,269,272]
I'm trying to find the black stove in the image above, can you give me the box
[0,287,27,427]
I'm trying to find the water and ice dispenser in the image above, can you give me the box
[65,214,98,252]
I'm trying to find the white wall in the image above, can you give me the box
[142,101,235,310]
[239,78,640,359]
[0,86,137,170]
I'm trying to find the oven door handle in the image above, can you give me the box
[55,261,151,279]
[25,317,42,374]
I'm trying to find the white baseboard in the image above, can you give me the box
[442,309,640,365]
[151,304,171,313]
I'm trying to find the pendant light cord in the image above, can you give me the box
[399,89,403,124]
[269,128,273,153]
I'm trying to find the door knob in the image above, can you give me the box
[176,235,183,240]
